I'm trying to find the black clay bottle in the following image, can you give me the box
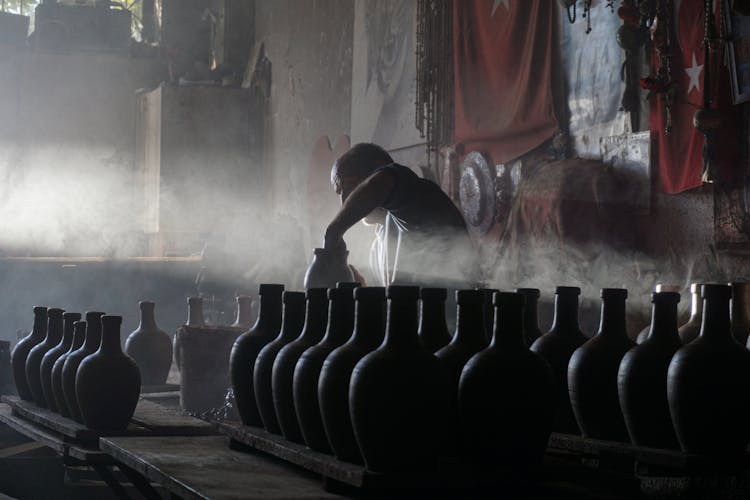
[294,288,356,452]
[459,292,554,473]
[230,284,284,427]
[125,301,172,386]
[320,287,386,464]
[253,291,306,434]
[435,289,487,453]
[516,288,542,347]
[678,283,703,344]
[479,288,500,343]
[419,288,451,353]
[76,315,141,430]
[530,286,587,434]
[41,312,80,412]
[350,286,448,473]
[568,288,634,441]
[52,320,86,418]
[668,284,750,455]
[730,282,750,345]
[636,284,681,344]
[618,292,680,449]
[26,308,64,407]
[11,307,47,401]
[273,288,329,443]
[62,312,105,423]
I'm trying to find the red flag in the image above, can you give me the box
[453,0,559,163]
[651,0,740,193]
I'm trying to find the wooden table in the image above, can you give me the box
[100,435,341,500]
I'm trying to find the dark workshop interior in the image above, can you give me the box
[1,0,750,498]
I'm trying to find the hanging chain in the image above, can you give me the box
[567,2,577,23]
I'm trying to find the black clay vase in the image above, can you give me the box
[253,291,306,434]
[76,315,141,430]
[459,292,555,473]
[125,301,172,386]
[229,284,284,427]
[418,288,451,353]
[52,320,86,418]
[350,286,449,473]
[273,288,329,443]
[294,287,356,453]
[569,288,634,441]
[530,286,587,434]
[41,312,80,412]
[304,247,355,289]
[11,307,47,401]
[618,292,680,449]
[435,289,487,452]
[62,312,105,423]
[320,287,386,464]
[26,308,64,407]
[678,283,703,344]
[636,285,681,344]
[668,284,750,455]
[516,288,543,347]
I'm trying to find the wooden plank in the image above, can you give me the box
[67,443,113,465]
[129,400,215,436]
[100,436,342,500]
[141,383,180,394]
[0,403,67,455]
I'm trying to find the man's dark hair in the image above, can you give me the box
[335,143,394,179]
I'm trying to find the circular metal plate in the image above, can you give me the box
[459,151,496,234]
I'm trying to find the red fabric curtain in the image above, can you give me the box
[453,0,559,164]
[651,0,740,193]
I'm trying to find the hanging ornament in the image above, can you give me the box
[618,0,648,128]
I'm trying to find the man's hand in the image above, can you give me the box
[323,222,346,252]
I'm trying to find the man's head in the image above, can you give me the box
[331,143,394,203]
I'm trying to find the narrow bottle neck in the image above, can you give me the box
[140,305,157,329]
[420,300,446,330]
[301,299,329,342]
[384,299,420,350]
[352,300,386,348]
[47,315,63,344]
[523,300,539,332]
[254,294,282,332]
[84,321,102,350]
[690,291,702,320]
[99,329,122,354]
[32,312,47,340]
[700,295,731,340]
[454,301,486,349]
[492,305,524,348]
[324,297,355,344]
[550,295,580,332]
[598,299,627,337]
[649,300,679,341]
[279,301,305,340]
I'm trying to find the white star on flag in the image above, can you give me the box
[492,0,509,16]
[685,52,704,94]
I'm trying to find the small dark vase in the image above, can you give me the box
[62,312,105,423]
[294,287,356,453]
[320,287,386,464]
[76,315,141,430]
[350,286,448,473]
[530,286,587,434]
[618,292,681,449]
[459,292,555,473]
[668,284,750,455]
[232,295,254,329]
[273,288,329,443]
[52,320,86,418]
[125,301,172,386]
[678,283,703,344]
[26,308,64,408]
[304,247,355,289]
[479,288,500,343]
[11,307,47,401]
[418,288,451,353]
[229,284,284,427]
[569,288,634,441]
[516,288,542,347]
[636,284,681,344]
[253,291,306,434]
[730,282,750,345]
[41,312,80,412]
[436,289,487,453]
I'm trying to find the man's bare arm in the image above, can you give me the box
[324,169,396,249]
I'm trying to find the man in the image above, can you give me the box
[324,143,478,287]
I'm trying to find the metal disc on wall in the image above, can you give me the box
[459,151,496,235]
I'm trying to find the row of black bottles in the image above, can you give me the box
[10,307,141,431]
[532,284,750,456]
[229,283,554,474]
